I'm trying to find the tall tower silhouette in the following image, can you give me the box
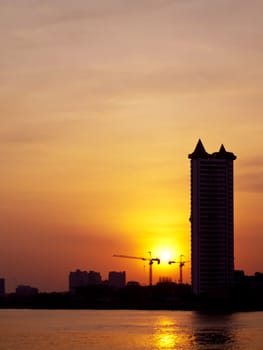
[189,140,236,295]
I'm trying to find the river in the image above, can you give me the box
[0,309,263,349]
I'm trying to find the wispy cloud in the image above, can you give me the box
[236,157,263,193]
[236,173,263,193]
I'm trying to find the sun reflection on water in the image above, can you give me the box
[156,333,177,348]
[153,317,186,349]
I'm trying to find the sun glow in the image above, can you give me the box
[160,250,171,263]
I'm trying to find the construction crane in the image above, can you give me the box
[113,251,160,286]
[168,254,190,284]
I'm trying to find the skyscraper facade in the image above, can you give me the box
[189,140,236,295]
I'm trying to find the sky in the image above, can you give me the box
[0,0,263,292]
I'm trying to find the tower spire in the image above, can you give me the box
[211,144,237,160]
[188,139,209,159]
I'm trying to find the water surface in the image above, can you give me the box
[0,309,263,349]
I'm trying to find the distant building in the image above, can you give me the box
[69,269,102,292]
[127,281,140,287]
[108,271,126,288]
[88,270,102,285]
[0,278,5,296]
[16,285,38,296]
[234,270,245,283]
[69,270,89,292]
[189,140,236,295]
[158,277,172,283]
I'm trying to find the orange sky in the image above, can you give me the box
[0,0,263,292]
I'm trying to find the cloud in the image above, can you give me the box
[236,174,263,193]
[235,156,263,193]
[1,0,262,109]
[236,173,263,194]
[0,0,176,31]
[0,126,51,145]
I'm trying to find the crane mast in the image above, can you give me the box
[168,254,190,284]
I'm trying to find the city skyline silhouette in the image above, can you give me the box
[0,1,263,293]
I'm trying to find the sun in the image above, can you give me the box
[160,250,171,263]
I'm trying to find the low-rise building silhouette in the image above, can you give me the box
[108,271,126,288]
[69,269,102,293]
[16,285,38,296]
[88,270,102,285]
